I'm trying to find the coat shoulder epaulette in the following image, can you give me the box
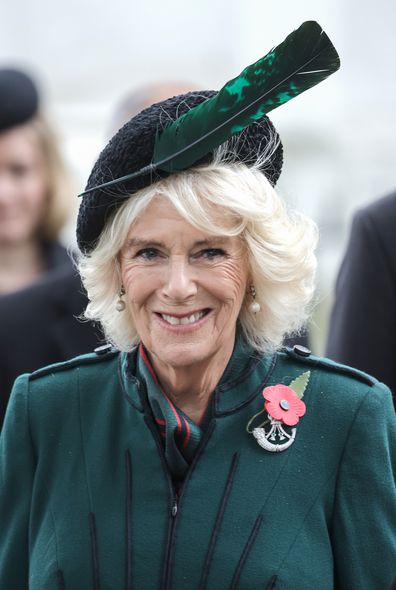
[29,344,119,381]
[282,345,377,387]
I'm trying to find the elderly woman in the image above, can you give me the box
[1,22,395,590]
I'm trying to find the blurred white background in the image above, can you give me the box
[1,0,395,352]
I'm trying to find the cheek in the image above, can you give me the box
[121,264,159,307]
[211,260,248,308]
[22,175,48,209]
[15,174,49,236]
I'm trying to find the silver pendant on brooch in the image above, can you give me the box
[246,371,310,453]
[252,419,296,452]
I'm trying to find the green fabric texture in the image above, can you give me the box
[0,343,395,589]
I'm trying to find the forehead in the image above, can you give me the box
[0,124,40,160]
[126,197,233,243]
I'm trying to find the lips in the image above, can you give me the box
[158,309,209,326]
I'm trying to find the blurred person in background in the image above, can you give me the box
[326,191,396,407]
[0,80,195,425]
[108,80,195,137]
[0,68,72,294]
[0,265,102,425]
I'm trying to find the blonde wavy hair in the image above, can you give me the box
[79,156,318,353]
[24,114,71,240]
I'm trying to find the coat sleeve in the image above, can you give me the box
[0,374,35,588]
[326,208,396,401]
[331,381,396,589]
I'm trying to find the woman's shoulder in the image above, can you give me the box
[271,346,395,451]
[4,345,122,433]
[28,344,120,382]
[276,344,393,413]
[12,345,121,405]
[2,346,126,453]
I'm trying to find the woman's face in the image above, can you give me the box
[0,124,48,245]
[120,197,249,370]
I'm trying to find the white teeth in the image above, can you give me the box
[161,311,205,325]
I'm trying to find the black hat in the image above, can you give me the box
[77,91,283,253]
[77,21,340,254]
[0,68,39,132]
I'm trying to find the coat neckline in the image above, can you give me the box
[119,331,276,415]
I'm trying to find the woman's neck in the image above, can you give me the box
[149,342,234,424]
[0,240,45,294]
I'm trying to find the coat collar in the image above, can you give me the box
[119,331,277,416]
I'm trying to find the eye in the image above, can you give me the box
[197,248,226,260]
[135,247,162,261]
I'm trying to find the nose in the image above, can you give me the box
[161,255,197,302]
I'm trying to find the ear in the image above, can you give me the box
[246,271,254,291]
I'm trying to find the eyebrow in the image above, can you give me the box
[124,238,163,249]
[124,236,229,249]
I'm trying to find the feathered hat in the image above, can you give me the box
[77,21,340,253]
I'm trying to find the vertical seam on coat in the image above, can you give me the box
[47,502,63,589]
[25,375,37,561]
[77,368,94,510]
[125,450,133,590]
[78,369,101,588]
[265,574,278,590]
[89,512,101,590]
[56,569,65,590]
[26,381,65,590]
[330,381,373,527]
[198,452,240,590]
[228,514,263,589]
[143,415,179,590]
[26,375,37,463]
[33,455,63,585]
[274,467,339,577]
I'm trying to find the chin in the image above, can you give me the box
[0,226,33,243]
[152,342,213,369]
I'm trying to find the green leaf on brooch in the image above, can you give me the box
[289,371,311,399]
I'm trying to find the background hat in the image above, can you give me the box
[77,90,283,253]
[0,68,39,132]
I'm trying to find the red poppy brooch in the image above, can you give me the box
[246,371,310,453]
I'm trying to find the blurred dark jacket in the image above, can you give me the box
[0,264,101,425]
[326,191,396,404]
[42,241,71,270]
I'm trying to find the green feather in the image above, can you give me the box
[289,371,311,399]
[153,20,340,172]
[79,20,339,197]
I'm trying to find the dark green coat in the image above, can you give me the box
[1,344,395,589]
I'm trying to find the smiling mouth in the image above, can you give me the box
[157,309,210,326]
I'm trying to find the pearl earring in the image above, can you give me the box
[248,285,261,314]
[116,287,126,312]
